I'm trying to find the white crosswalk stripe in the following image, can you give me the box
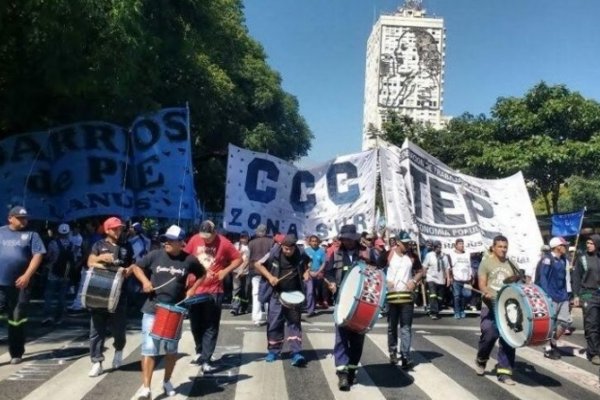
[423,335,570,400]
[235,331,289,400]
[369,334,480,400]
[309,332,387,400]
[1,324,598,400]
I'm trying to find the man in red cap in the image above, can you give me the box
[0,206,46,364]
[86,216,134,377]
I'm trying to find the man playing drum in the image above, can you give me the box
[254,234,310,366]
[87,217,134,377]
[324,224,374,391]
[130,225,205,400]
[475,235,518,385]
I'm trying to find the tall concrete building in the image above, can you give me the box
[362,1,447,149]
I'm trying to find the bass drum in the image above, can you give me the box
[81,267,124,313]
[334,262,386,334]
[495,283,556,348]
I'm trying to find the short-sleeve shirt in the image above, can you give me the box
[449,251,472,282]
[304,246,326,272]
[478,256,515,298]
[424,251,447,285]
[89,239,134,268]
[184,234,241,294]
[0,225,46,286]
[137,249,205,314]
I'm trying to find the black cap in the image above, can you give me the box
[199,220,216,237]
[8,206,28,218]
[281,234,297,247]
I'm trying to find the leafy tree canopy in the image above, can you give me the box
[380,82,600,214]
[0,0,312,211]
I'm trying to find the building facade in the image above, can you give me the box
[362,3,447,149]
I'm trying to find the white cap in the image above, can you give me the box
[549,237,568,249]
[58,223,70,235]
[160,225,185,241]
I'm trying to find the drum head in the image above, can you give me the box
[280,291,305,306]
[495,284,531,348]
[334,267,362,325]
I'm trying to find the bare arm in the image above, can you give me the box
[15,253,44,289]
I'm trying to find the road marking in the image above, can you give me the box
[234,331,288,400]
[369,333,479,400]
[309,332,386,400]
[20,330,139,400]
[424,335,569,400]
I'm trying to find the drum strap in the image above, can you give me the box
[507,260,525,283]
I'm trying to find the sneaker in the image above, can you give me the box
[564,326,575,336]
[190,354,201,365]
[265,352,278,362]
[499,376,516,386]
[133,385,152,400]
[163,381,176,396]
[322,301,330,309]
[430,314,440,320]
[591,355,600,365]
[453,313,460,319]
[10,357,22,365]
[389,353,399,365]
[337,372,350,391]
[306,311,317,318]
[400,357,414,370]
[112,350,123,369]
[460,311,466,319]
[475,360,486,376]
[89,362,103,377]
[201,362,217,373]
[544,347,561,360]
[291,352,306,367]
[230,309,239,316]
[41,317,54,326]
[348,370,357,385]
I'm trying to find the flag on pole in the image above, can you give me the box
[551,209,585,236]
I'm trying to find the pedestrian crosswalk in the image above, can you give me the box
[0,322,598,400]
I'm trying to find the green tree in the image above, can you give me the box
[381,82,600,214]
[0,0,312,211]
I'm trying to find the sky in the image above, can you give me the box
[242,0,600,167]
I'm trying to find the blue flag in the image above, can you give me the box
[551,210,584,236]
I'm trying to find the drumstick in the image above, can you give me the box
[277,270,295,282]
[464,283,485,295]
[152,277,177,291]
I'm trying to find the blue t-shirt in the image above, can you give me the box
[304,246,326,272]
[0,225,46,286]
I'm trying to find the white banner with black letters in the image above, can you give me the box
[380,140,543,275]
[224,144,377,239]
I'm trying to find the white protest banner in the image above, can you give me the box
[224,144,377,239]
[380,140,543,275]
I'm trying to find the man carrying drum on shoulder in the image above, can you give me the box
[130,225,205,400]
[324,224,378,391]
[254,234,310,366]
[87,217,134,378]
[475,234,520,386]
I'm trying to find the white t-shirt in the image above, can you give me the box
[449,251,472,282]
[424,251,448,285]
[234,242,250,275]
[386,251,414,291]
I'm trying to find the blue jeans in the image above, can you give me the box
[387,302,414,357]
[452,281,471,316]
[43,274,69,320]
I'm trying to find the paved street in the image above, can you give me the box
[0,304,598,400]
